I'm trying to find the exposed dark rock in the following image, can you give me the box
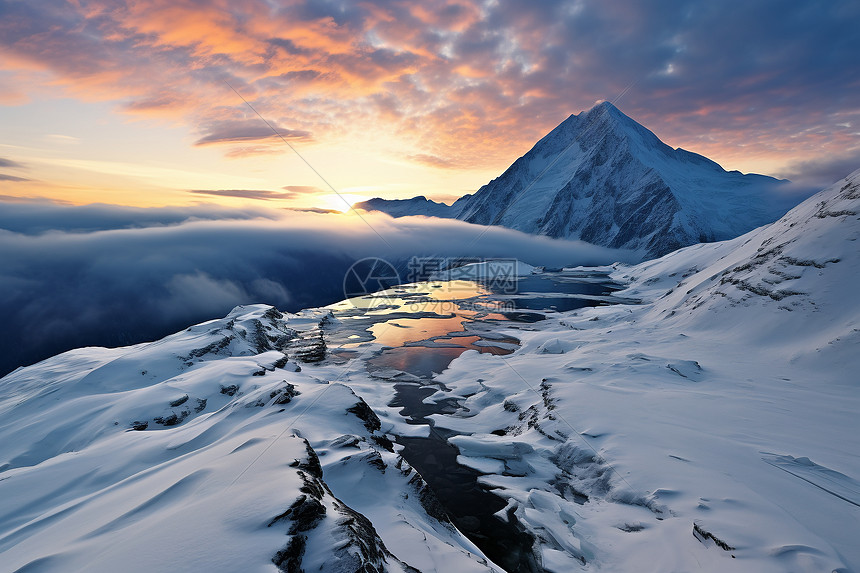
[370,434,394,452]
[274,437,416,573]
[330,434,361,449]
[407,473,451,525]
[272,534,306,573]
[347,399,382,432]
[220,384,239,396]
[153,410,188,426]
[271,382,300,405]
[289,438,323,479]
[264,307,285,321]
[184,335,234,360]
[693,522,736,552]
[364,451,386,473]
[268,493,327,533]
[248,319,273,354]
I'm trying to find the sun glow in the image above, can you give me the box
[317,193,368,213]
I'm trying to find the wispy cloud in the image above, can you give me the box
[777,150,860,191]
[193,120,312,147]
[407,153,460,169]
[223,146,286,159]
[45,134,81,145]
[0,157,24,168]
[189,188,299,201]
[0,173,30,182]
[49,157,268,189]
[0,156,30,181]
[0,194,62,203]
[282,185,325,194]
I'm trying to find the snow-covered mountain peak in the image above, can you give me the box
[360,103,800,259]
[515,101,706,176]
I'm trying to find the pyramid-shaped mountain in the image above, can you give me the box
[357,102,799,258]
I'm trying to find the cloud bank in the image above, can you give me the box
[0,200,629,377]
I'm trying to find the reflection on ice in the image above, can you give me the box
[322,270,623,572]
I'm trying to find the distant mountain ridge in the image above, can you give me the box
[357,102,800,258]
[355,196,454,218]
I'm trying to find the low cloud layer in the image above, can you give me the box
[778,151,860,191]
[0,200,629,376]
[0,202,275,235]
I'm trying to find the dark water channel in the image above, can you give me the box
[329,272,622,572]
[392,385,540,572]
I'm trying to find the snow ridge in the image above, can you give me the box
[0,305,497,573]
[429,170,860,572]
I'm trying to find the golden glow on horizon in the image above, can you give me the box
[0,105,500,209]
[317,193,368,213]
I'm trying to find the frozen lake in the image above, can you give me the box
[326,270,624,571]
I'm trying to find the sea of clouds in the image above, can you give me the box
[0,200,631,376]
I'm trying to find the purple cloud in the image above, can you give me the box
[194,120,312,146]
[0,174,30,182]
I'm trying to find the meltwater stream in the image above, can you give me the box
[327,270,623,572]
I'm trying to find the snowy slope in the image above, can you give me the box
[1,172,856,573]
[0,305,497,573]
[426,170,860,571]
[359,102,798,258]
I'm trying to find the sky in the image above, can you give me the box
[1,0,859,209]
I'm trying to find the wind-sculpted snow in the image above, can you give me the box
[358,102,804,258]
[424,171,860,571]
[0,305,498,573]
[620,167,860,364]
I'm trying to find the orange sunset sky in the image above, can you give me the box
[1,0,858,210]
